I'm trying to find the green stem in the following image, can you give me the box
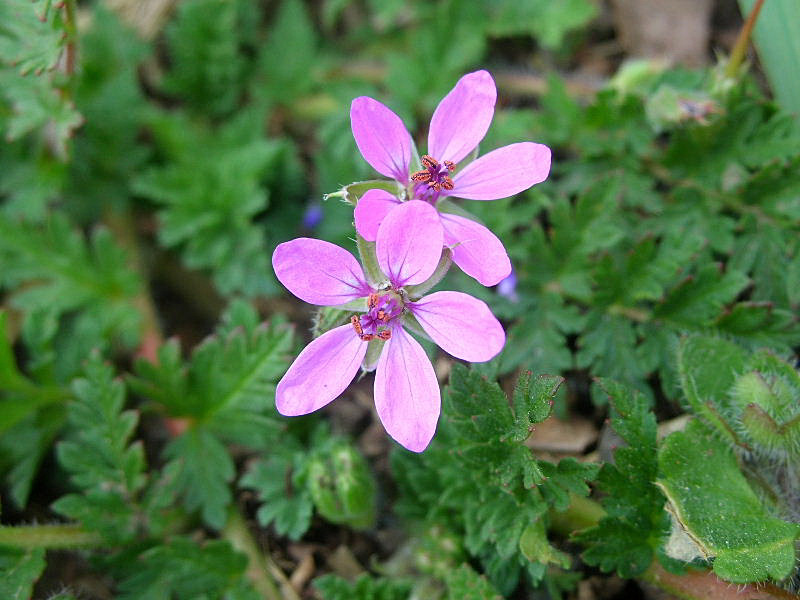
[725,0,766,78]
[0,524,103,549]
[222,509,299,600]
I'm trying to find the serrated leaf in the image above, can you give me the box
[52,355,147,542]
[657,420,799,582]
[0,407,63,508]
[164,427,235,529]
[574,379,665,577]
[444,563,502,600]
[0,547,46,600]
[115,538,253,600]
[485,0,597,49]
[537,458,599,512]
[314,573,411,600]
[0,0,65,74]
[519,520,570,569]
[714,303,800,350]
[133,115,296,296]
[499,296,577,376]
[131,311,292,439]
[162,0,248,115]
[257,0,318,104]
[0,215,142,346]
[0,69,83,153]
[240,453,313,540]
[655,264,750,327]
[508,370,560,442]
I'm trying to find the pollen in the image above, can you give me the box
[411,154,457,195]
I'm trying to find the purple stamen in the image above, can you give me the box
[411,154,456,203]
[352,293,403,340]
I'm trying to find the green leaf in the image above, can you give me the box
[163,427,235,530]
[0,547,46,600]
[0,0,65,74]
[162,0,248,116]
[314,573,411,600]
[115,538,254,600]
[0,407,64,508]
[133,113,299,296]
[69,6,150,208]
[657,420,799,582]
[256,0,318,105]
[537,458,599,512]
[0,215,142,347]
[131,305,292,429]
[240,450,314,541]
[508,370,560,442]
[130,305,292,529]
[0,68,83,156]
[52,355,147,543]
[444,564,502,600]
[654,264,750,327]
[445,365,564,489]
[575,379,666,577]
[519,520,570,569]
[485,0,597,49]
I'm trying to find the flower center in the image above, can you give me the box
[351,292,403,341]
[411,154,456,202]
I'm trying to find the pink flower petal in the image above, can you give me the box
[409,291,505,362]
[273,238,369,306]
[376,200,443,287]
[374,326,440,452]
[354,189,401,242]
[276,324,367,416]
[451,142,552,200]
[440,213,511,286]
[428,70,497,165]
[350,97,413,184]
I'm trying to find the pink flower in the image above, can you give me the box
[272,201,505,452]
[350,70,552,287]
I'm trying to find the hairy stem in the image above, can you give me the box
[0,524,102,549]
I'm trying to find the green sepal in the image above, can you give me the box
[312,306,357,338]
[324,180,403,206]
[362,338,386,372]
[356,234,388,289]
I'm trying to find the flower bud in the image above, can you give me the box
[306,438,376,529]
